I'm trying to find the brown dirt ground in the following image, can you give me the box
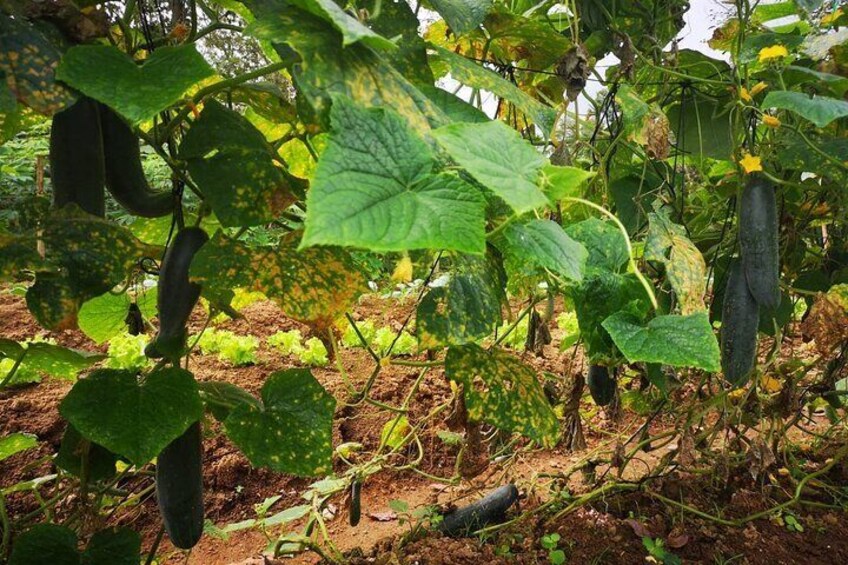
[2,288,848,565]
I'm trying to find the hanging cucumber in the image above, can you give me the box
[587,365,616,407]
[739,177,780,311]
[155,421,205,550]
[349,479,361,527]
[49,96,106,217]
[98,103,174,218]
[145,227,208,360]
[721,259,759,387]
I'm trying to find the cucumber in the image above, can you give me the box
[720,259,759,387]
[98,103,174,218]
[145,227,208,360]
[155,421,204,550]
[587,365,616,406]
[438,484,519,537]
[349,479,361,527]
[739,177,780,311]
[49,96,106,217]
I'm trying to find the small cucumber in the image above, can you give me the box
[587,365,616,406]
[155,421,204,550]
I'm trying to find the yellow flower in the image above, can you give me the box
[759,374,783,394]
[739,87,752,102]
[762,115,781,128]
[758,45,789,62]
[749,81,768,96]
[391,255,413,283]
[822,8,843,26]
[739,153,763,174]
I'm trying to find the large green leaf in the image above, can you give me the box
[564,218,629,273]
[417,254,505,349]
[644,211,707,314]
[602,312,721,372]
[180,100,295,227]
[60,367,202,465]
[190,231,365,330]
[244,0,447,133]
[763,90,848,128]
[9,525,140,565]
[0,433,37,463]
[540,164,595,204]
[445,344,559,447]
[429,44,555,135]
[22,209,155,329]
[56,44,214,125]
[572,271,652,363]
[0,16,75,115]
[78,289,157,344]
[433,121,548,214]
[301,97,485,253]
[225,369,335,476]
[496,219,586,284]
[430,0,493,34]
[666,94,734,162]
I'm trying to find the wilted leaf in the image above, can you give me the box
[644,211,707,314]
[190,231,365,330]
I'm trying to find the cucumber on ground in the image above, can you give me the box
[721,259,760,387]
[739,177,780,311]
[587,365,616,406]
[49,96,105,217]
[98,103,174,218]
[156,421,204,550]
[145,227,208,360]
[438,484,519,537]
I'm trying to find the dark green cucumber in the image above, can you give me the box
[155,421,204,550]
[587,365,616,406]
[98,103,174,217]
[721,259,759,387]
[739,177,780,311]
[438,484,519,537]
[49,96,106,217]
[145,227,208,360]
[349,479,361,527]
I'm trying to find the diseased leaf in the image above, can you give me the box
[225,369,335,476]
[0,433,37,463]
[429,44,555,135]
[23,208,156,329]
[0,16,75,115]
[644,211,707,314]
[369,0,434,85]
[59,367,202,465]
[190,231,365,330]
[495,219,587,283]
[245,0,447,133]
[56,44,214,125]
[301,97,485,253]
[429,0,493,34]
[180,100,295,227]
[445,344,559,446]
[564,218,629,274]
[433,121,548,214]
[417,254,505,349]
[602,312,721,372]
[763,90,848,128]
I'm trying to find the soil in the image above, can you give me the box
[2,288,847,565]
